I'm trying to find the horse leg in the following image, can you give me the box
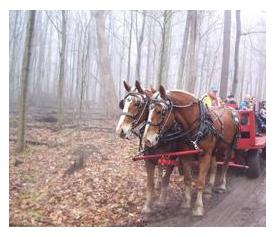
[205,155,217,194]
[155,165,163,190]
[193,153,211,216]
[142,160,155,214]
[157,166,174,207]
[216,157,230,193]
[181,157,193,210]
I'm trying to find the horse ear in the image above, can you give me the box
[135,80,144,94]
[123,80,131,92]
[150,85,156,93]
[159,85,167,99]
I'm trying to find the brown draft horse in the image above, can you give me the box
[143,85,240,216]
[116,81,190,213]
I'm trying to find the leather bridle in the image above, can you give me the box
[146,98,173,133]
[146,95,199,142]
[119,92,149,130]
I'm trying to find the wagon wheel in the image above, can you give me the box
[261,147,266,159]
[246,150,261,179]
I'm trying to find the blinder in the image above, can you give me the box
[146,99,172,128]
[119,99,124,110]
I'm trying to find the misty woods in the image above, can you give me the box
[9,10,266,150]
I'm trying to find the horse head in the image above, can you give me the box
[116,80,153,139]
[143,85,176,147]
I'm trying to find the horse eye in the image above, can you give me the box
[127,97,132,102]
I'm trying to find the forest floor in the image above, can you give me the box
[9,119,266,227]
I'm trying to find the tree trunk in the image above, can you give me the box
[177,11,191,89]
[75,25,83,112]
[36,15,49,106]
[126,11,133,83]
[231,10,241,97]
[135,11,146,82]
[239,39,247,102]
[9,11,20,106]
[208,40,221,90]
[17,11,36,152]
[69,25,76,104]
[57,10,67,128]
[46,24,53,96]
[198,35,208,96]
[79,16,92,120]
[145,14,152,87]
[186,11,198,93]
[95,11,118,118]
[156,10,172,88]
[151,21,157,86]
[118,12,127,98]
[219,10,231,100]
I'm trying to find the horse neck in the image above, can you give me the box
[169,92,199,130]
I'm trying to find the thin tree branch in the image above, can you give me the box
[45,11,62,34]
[241,31,266,36]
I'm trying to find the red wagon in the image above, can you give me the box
[232,110,266,178]
[133,110,266,179]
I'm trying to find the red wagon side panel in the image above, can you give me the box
[237,110,256,149]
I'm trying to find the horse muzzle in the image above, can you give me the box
[143,136,158,148]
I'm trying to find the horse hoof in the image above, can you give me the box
[213,186,227,193]
[192,206,204,216]
[180,202,191,210]
[141,206,153,214]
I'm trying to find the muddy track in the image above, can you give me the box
[146,168,266,227]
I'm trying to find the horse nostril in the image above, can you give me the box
[119,130,125,138]
[144,139,152,147]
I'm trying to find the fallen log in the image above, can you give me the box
[9,138,61,147]
[9,138,49,146]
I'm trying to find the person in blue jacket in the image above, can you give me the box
[240,94,251,110]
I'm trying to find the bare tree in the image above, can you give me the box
[231,10,241,97]
[57,10,67,128]
[177,11,191,89]
[186,11,199,93]
[35,13,49,106]
[17,11,36,152]
[156,10,173,87]
[95,11,118,118]
[126,11,133,83]
[145,12,153,87]
[135,11,146,82]
[219,10,231,100]
[9,10,265,128]
[79,14,93,120]
[9,11,20,105]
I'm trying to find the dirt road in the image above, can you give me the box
[147,169,266,227]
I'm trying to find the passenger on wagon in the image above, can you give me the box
[201,85,222,108]
[225,94,238,109]
[256,101,266,133]
[239,94,251,110]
